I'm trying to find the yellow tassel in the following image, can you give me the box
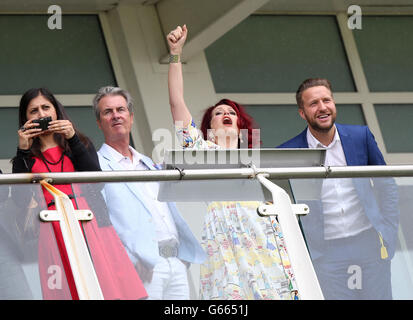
[379,232,388,260]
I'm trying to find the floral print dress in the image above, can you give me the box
[176,119,298,300]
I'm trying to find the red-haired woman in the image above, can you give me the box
[167,25,297,300]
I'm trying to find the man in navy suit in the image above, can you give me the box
[278,78,399,299]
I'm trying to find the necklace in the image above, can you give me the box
[40,151,65,172]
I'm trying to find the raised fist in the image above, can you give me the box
[167,24,188,55]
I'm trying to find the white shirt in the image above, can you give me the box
[306,127,372,240]
[102,143,179,244]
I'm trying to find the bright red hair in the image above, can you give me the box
[200,98,260,148]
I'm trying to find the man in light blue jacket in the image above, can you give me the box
[93,86,205,300]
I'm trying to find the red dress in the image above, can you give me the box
[33,146,147,300]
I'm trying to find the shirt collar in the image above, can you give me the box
[102,143,143,164]
[306,125,340,149]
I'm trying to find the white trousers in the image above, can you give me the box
[144,257,189,300]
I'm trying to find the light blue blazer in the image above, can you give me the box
[97,145,206,269]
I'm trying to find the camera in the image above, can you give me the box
[32,116,52,131]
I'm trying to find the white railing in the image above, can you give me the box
[2,165,413,184]
[2,164,412,300]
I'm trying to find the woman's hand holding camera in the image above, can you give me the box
[18,119,75,150]
[48,120,75,140]
[18,120,42,150]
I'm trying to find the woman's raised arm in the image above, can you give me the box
[167,25,192,128]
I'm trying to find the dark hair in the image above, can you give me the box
[200,98,260,148]
[296,78,333,108]
[18,87,90,158]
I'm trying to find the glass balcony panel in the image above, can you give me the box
[290,176,411,299]
[77,179,297,300]
[3,172,410,300]
[51,182,146,300]
[1,184,72,300]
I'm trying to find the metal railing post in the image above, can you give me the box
[256,173,324,300]
[39,180,104,300]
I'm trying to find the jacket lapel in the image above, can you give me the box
[98,146,155,216]
[139,156,156,170]
[336,124,357,166]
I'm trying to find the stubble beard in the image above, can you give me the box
[306,113,336,134]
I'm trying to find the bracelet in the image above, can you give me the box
[169,54,180,63]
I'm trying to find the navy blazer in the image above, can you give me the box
[278,124,400,260]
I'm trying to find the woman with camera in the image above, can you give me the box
[12,87,146,300]
[13,88,97,173]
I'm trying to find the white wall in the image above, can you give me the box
[102,4,218,162]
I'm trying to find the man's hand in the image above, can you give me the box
[135,260,154,283]
[166,24,188,56]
